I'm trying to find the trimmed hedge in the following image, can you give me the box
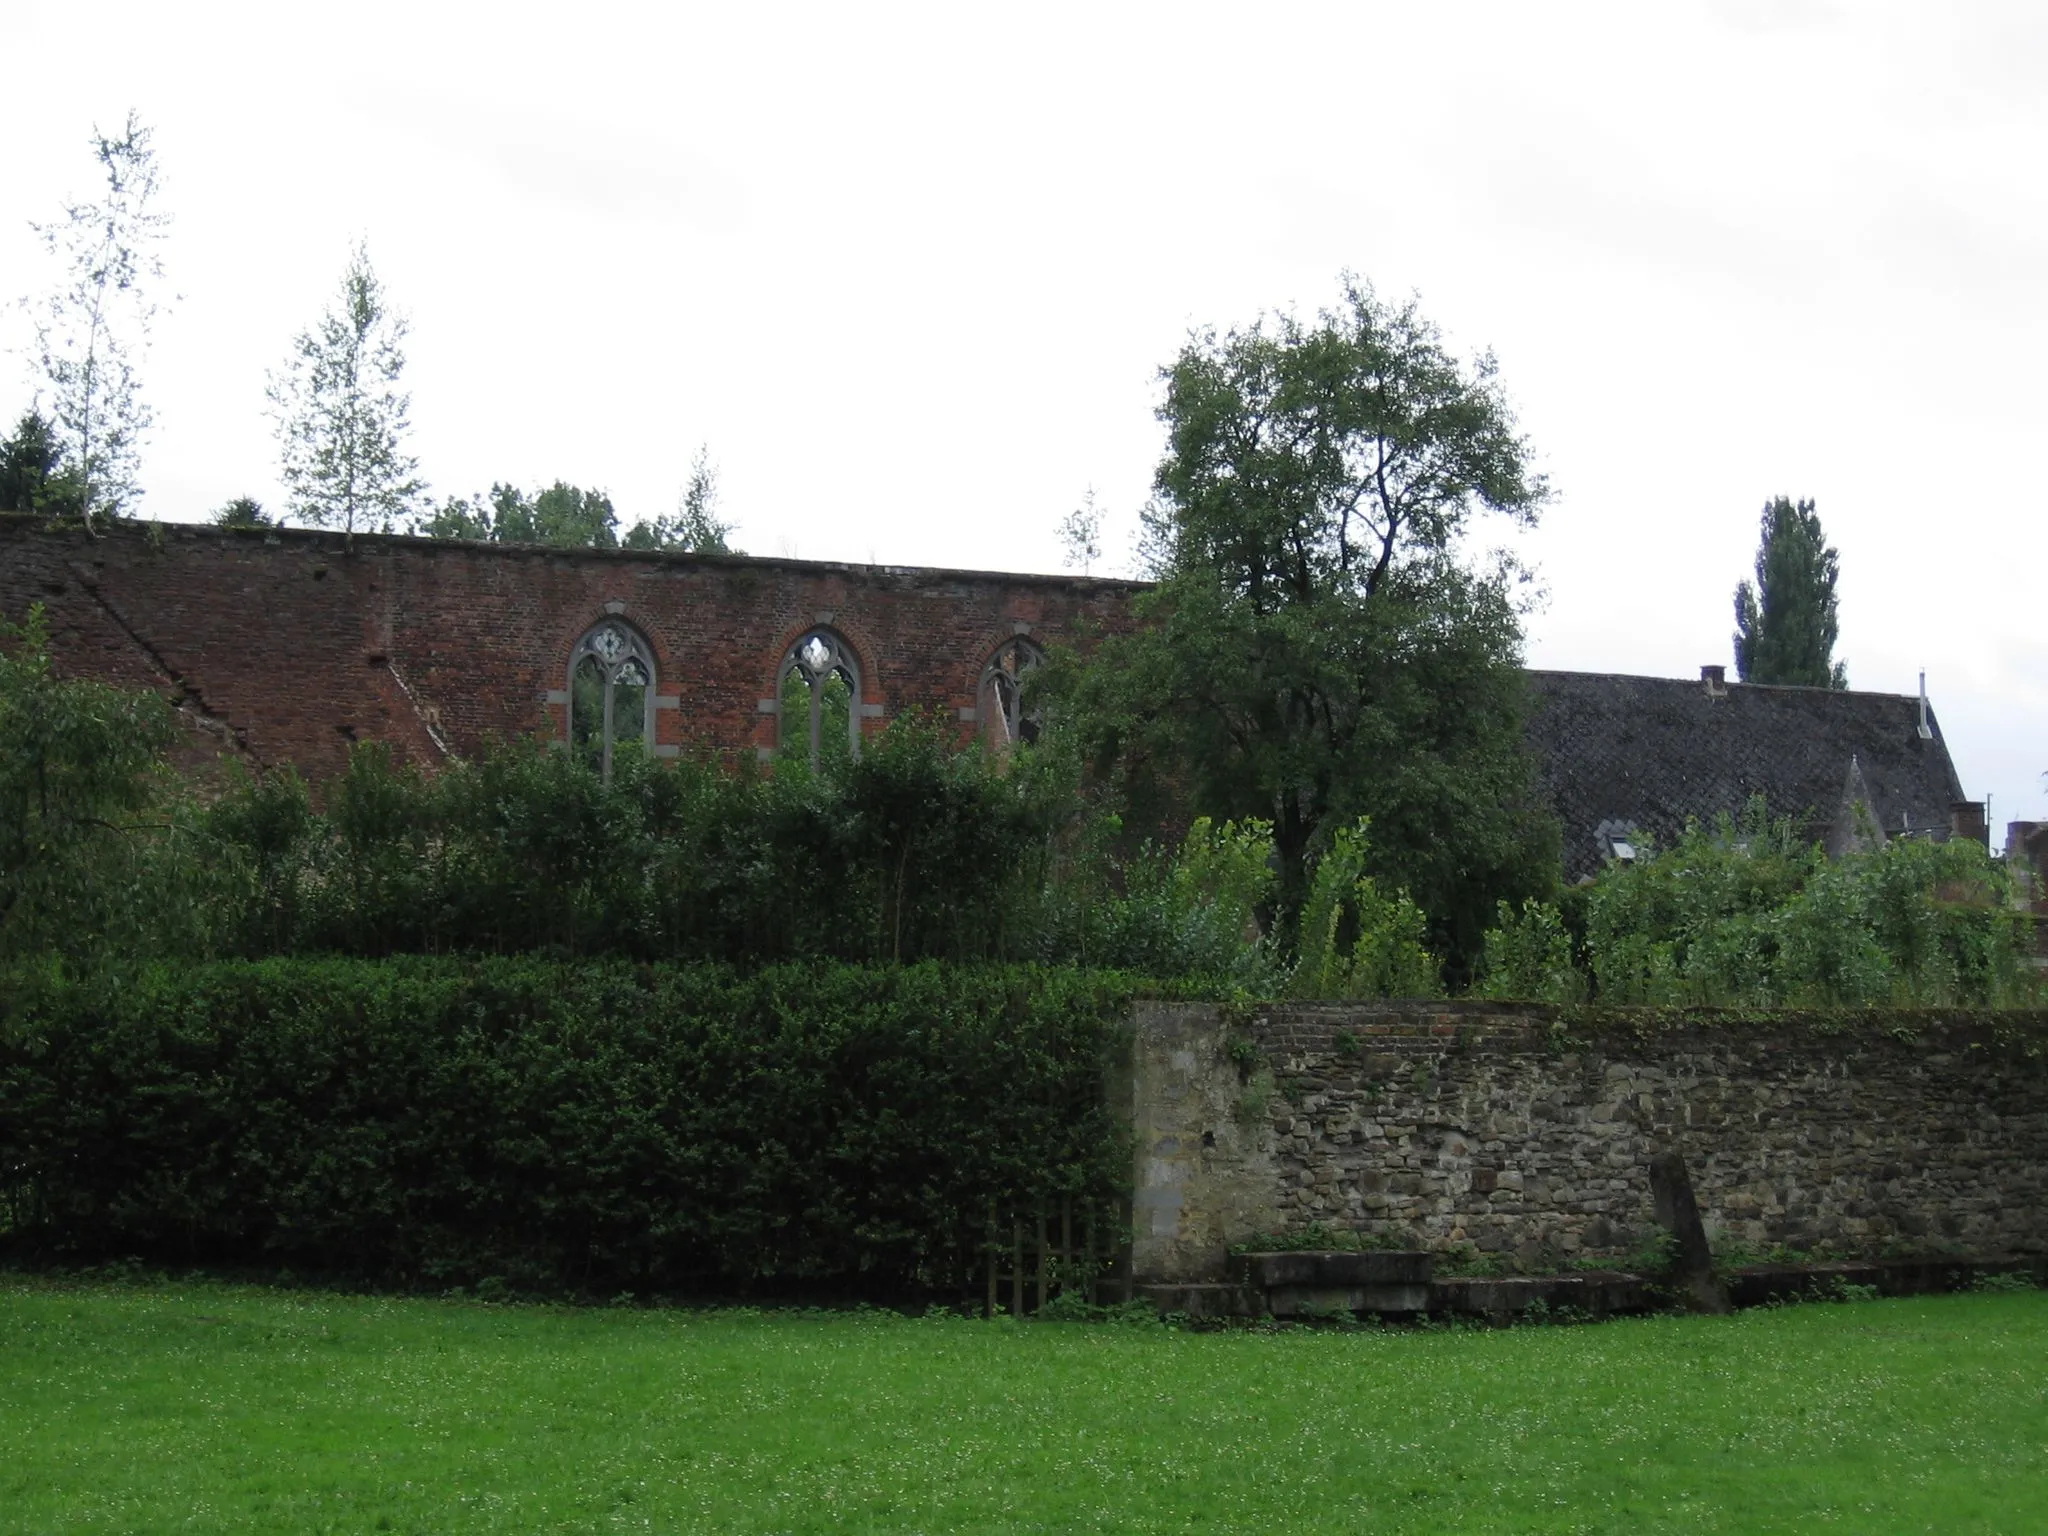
[0,959,1135,1298]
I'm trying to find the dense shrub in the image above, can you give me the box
[0,959,1134,1298]
[0,607,178,958]
[186,725,1050,966]
[1475,803,2040,1008]
[0,607,1278,980]
[1471,897,1584,1003]
[1289,818,1442,999]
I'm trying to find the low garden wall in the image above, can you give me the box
[1130,1000,2048,1284]
[11,967,2045,1303]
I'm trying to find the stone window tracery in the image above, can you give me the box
[979,635,1044,748]
[570,619,655,780]
[778,628,861,772]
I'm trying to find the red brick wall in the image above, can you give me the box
[0,517,1142,780]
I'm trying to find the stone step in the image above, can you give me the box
[1266,1282,1432,1316]
[1726,1255,2042,1307]
[1432,1271,1653,1319]
[1230,1250,1434,1289]
[1134,1283,1257,1318]
[1135,1254,2045,1323]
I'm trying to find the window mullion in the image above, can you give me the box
[809,668,823,773]
[601,666,615,782]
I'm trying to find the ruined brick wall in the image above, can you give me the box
[0,517,1140,780]
[1132,999,2048,1283]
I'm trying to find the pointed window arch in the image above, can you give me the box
[979,635,1044,748]
[778,628,861,771]
[569,618,655,780]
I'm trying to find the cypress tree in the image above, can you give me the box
[1733,496,1847,688]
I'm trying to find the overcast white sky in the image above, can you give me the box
[3,0,2043,835]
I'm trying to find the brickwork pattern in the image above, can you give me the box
[0,518,1139,780]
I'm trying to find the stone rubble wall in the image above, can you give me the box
[1131,1000,2048,1285]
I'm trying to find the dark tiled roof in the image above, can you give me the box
[1524,670,1968,882]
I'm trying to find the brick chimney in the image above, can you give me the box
[1951,800,1988,848]
[1701,664,1727,697]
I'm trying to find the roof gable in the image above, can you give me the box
[1524,670,1967,881]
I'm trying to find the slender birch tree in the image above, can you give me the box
[267,243,424,539]
[621,444,736,553]
[28,111,171,531]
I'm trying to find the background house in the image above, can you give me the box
[1524,665,1981,883]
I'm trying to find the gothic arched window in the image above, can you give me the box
[778,629,861,772]
[979,635,1044,748]
[569,619,655,779]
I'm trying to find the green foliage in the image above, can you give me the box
[1970,1271,2037,1294]
[1291,820,1441,998]
[1733,496,1847,688]
[0,409,86,517]
[0,642,1271,980]
[424,480,620,548]
[1043,275,1559,979]
[1486,801,2041,1007]
[0,959,1132,1297]
[177,726,1052,967]
[6,612,2032,1012]
[622,445,737,554]
[1474,898,1585,1003]
[1232,1222,1410,1254]
[1154,816,1277,980]
[210,495,274,528]
[1029,818,1283,987]
[267,241,424,538]
[1056,486,1104,573]
[1035,1291,1162,1324]
[1015,729,1285,984]
[0,607,177,960]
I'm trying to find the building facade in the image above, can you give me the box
[0,517,1138,779]
[1,517,1984,865]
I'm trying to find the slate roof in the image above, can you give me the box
[1523,670,1968,882]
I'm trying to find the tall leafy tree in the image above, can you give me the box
[267,243,424,540]
[1045,276,1560,973]
[522,481,618,546]
[421,481,620,546]
[1732,496,1846,688]
[0,409,84,516]
[27,111,171,530]
[623,444,737,553]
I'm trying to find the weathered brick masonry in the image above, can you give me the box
[1132,1000,2048,1283]
[0,517,1140,779]
[4,517,1981,881]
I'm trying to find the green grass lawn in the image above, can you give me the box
[1,1280,2042,1534]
